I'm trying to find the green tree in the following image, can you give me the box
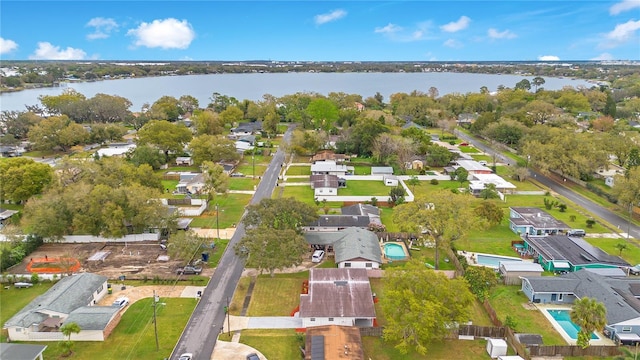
[479,183,500,200]
[1,111,42,140]
[532,76,546,92]
[306,98,339,131]
[454,167,469,184]
[407,176,420,192]
[127,144,165,170]
[59,321,81,356]
[464,266,498,301]
[168,230,205,262]
[603,91,616,118]
[27,115,89,152]
[612,167,640,215]
[570,297,607,349]
[192,109,224,135]
[515,79,531,91]
[262,106,279,137]
[149,95,182,121]
[188,135,239,166]
[474,201,504,227]
[39,89,86,115]
[208,92,239,113]
[201,162,229,201]
[243,198,318,230]
[137,120,192,161]
[88,123,127,144]
[393,191,479,269]
[220,106,244,125]
[389,186,406,206]
[0,158,53,203]
[235,228,308,277]
[614,243,628,256]
[381,259,474,355]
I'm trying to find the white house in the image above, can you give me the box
[311,160,348,177]
[3,273,122,341]
[299,268,376,328]
[310,174,340,197]
[304,228,382,269]
[468,173,516,196]
[96,143,136,157]
[175,156,193,166]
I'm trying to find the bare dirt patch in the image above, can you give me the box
[8,241,204,280]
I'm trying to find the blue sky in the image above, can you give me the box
[1,1,639,61]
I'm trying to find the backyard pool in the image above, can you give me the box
[546,309,599,340]
[475,254,523,268]
[384,243,408,261]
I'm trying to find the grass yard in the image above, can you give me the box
[246,277,304,316]
[235,164,267,177]
[341,180,392,196]
[208,239,229,267]
[457,146,481,154]
[488,285,566,345]
[380,207,398,232]
[0,283,54,341]
[285,165,311,176]
[229,276,252,315]
[352,165,372,175]
[240,329,303,360]
[188,193,253,228]
[280,186,316,204]
[40,297,197,360]
[284,177,309,183]
[362,337,494,360]
[586,237,640,265]
[229,177,259,191]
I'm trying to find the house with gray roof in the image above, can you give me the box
[299,268,376,328]
[3,272,122,341]
[303,204,381,232]
[523,235,629,273]
[311,160,348,177]
[0,344,47,360]
[304,228,382,269]
[509,207,570,236]
[521,270,640,345]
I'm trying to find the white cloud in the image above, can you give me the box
[374,23,402,34]
[314,9,347,25]
[591,53,614,60]
[443,39,463,48]
[29,42,86,60]
[0,37,18,54]
[440,16,471,33]
[127,18,195,49]
[538,55,560,61]
[606,19,640,43]
[86,17,118,40]
[488,28,517,39]
[610,0,640,15]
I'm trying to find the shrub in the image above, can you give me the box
[569,215,576,222]
[430,179,439,185]
[31,273,40,284]
[557,204,567,212]
[586,219,596,228]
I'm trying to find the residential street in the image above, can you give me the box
[454,130,640,241]
[171,126,293,360]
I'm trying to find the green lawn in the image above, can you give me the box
[40,297,197,360]
[188,193,253,228]
[285,177,309,183]
[353,165,372,175]
[246,277,304,316]
[362,337,493,360]
[229,177,259,191]
[280,186,316,204]
[285,165,311,176]
[1,282,54,341]
[239,329,304,360]
[235,164,267,177]
[341,180,392,196]
[457,146,481,153]
[488,285,566,345]
[586,237,640,264]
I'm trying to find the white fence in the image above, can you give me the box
[58,233,160,243]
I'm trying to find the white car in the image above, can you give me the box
[312,250,325,263]
[179,353,193,360]
[112,297,129,307]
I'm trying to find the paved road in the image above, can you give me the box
[454,130,640,240]
[171,126,293,360]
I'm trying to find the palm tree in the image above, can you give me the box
[615,243,629,256]
[570,297,607,349]
[59,322,81,356]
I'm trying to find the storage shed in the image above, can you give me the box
[486,338,508,359]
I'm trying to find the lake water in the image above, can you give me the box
[0,72,592,112]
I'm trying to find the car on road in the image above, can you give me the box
[312,250,325,263]
[246,353,260,360]
[629,265,640,276]
[176,265,203,275]
[178,353,193,360]
[112,297,129,307]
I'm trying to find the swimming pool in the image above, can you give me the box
[546,309,599,340]
[384,243,408,261]
[475,254,522,268]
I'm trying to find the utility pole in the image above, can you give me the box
[153,290,159,351]
[216,203,220,240]
[226,296,231,335]
[252,154,255,179]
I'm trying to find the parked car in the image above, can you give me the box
[176,265,203,275]
[179,353,193,360]
[231,172,245,177]
[246,353,260,360]
[112,296,129,307]
[567,229,586,237]
[312,250,325,263]
[479,160,488,166]
[629,265,640,276]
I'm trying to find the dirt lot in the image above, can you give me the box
[9,241,213,280]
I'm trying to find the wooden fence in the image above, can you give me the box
[529,344,621,357]
[359,327,383,337]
